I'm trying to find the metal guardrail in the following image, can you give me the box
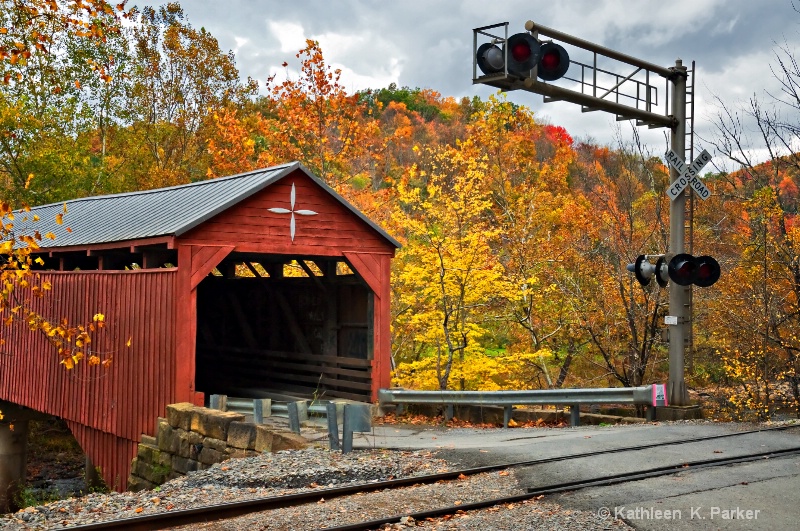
[224,397,330,418]
[209,394,373,453]
[378,386,660,427]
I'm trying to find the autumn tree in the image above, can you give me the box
[0,1,125,381]
[562,137,671,389]
[392,142,511,390]
[464,95,586,389]
[251,40,376,186]
[120,2,256,189]
[701,34,800,418]
[0,0,129,203]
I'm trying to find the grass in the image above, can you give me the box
[14,485,62,509]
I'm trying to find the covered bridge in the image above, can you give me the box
[0,162,399,489]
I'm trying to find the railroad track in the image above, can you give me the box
[67,424,800,531]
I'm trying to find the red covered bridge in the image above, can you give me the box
[0,162,399,490]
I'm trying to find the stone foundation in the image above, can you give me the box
[128,402,308,491]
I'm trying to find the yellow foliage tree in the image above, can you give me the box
[0,202,109,368]
[392,142,512,390]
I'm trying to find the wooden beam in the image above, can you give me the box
[190,245,234,289]
[342,251,384,298]
[265,262,282,278]
[40,235,175,255]
[299,260,326,292]
[316,260,334,276]
[244,262,264,278]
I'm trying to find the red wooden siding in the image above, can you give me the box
[66,421,139,492]
[180,171,395,255]
[178,170,396,401]
[0,167,397,491]
[0,269,177,489]
[344,252,393,397]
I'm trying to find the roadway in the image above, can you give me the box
[350,420,800,530]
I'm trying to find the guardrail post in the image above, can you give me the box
[342,403,372,454]
[209,394,227,411]
[570,404,581,427]
[287,401,308,434]
[504,406,513,428]
[444,404,454,422]
[326,402,340,451]
[646,406,656,422]
[253,399,272,423]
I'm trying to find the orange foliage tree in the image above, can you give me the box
[0,0,123,378]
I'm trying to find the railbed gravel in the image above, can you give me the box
[1,446,632,530]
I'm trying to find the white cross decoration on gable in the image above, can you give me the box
[268,182,318,241]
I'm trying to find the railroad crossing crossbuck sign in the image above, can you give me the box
[665,149,712,201]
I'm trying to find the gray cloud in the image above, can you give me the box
[133,0,800,160]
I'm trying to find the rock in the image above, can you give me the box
[226,421,257,450]
[165,403,195,431]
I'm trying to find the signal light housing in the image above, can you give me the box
[667,253,696,286]
[475,33,569,81]
[506,33,540,74]
[627,255,668,288]
[476,42,504,75]
[692,255,721,288]
[667,254,721,287]
[537,42,570,81]
[628,254,719,288]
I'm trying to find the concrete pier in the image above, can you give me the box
[0,401,52,512]
[0,419,28,512]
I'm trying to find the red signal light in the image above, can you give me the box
[693,256,720,288]
[541,50,560,70]
[537,42,570,81]
[505,33,540,74]
[666,253,720,287]
[511,41,532,62]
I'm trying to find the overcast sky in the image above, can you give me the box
[135,0,800,167]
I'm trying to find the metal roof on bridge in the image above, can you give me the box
[12,162,400,249]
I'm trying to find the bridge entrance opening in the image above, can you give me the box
[194,253,374,403]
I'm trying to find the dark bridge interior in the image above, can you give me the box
[195,253,374,402]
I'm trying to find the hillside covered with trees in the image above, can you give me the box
[2,1,800,421]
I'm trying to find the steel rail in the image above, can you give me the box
[323,446,800,531]
[65,424,800,530]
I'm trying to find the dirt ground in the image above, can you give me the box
[23,419,88,505]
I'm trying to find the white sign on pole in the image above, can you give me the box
[665,149,712,201]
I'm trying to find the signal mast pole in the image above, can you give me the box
[473,22,705,411]
[668,59,690,406]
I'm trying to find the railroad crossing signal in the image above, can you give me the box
[628,253,720,288]
[472,21,700,406]
[476,32,570,81]
[665,149,712,201]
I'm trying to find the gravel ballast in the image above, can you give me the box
[1,447,632,530]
